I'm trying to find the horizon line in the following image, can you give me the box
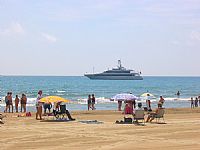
[1,75,200,77]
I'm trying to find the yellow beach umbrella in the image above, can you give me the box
[39,96,70,103]
[141,92,154,97]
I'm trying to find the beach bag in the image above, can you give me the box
[124,117,132,123]
[26,112,32,117]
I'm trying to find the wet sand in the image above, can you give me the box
[1,108,200,150]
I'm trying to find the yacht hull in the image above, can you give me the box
[84,74,143,80]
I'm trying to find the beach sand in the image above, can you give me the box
[1,108,200,150]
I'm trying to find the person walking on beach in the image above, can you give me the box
[191,97,194,109]
[15,95,20,113]
[36,90,43,120]
[21,94,27,112]
[195,97,198,107]
[87,94,92,111]
[91,94,96,110]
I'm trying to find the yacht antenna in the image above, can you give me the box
[93,67,95,74]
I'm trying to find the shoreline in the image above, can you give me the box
[1,108,200,150]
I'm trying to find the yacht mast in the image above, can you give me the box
[118,60,122,69]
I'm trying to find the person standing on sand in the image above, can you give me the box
[159,96,165,106]
[43,102,52,114]
[4,92,9,113]
[8,92,13,113]
[91,94,96,110]
[36,90,43,120]
[191,97,194,109]
[21,94,27,112]
[87,95,92,111]
[146,99,151,111]
[15,95,20,113]
[146,94,151,111]
[198,96,200,106]
[195,97,198,107]
[118,100,122,111]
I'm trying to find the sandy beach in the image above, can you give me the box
[1,108,200,150]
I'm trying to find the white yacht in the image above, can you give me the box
[84,60,143,80]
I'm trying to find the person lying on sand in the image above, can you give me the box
[17,112,32,117]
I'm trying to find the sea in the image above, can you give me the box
[0,76,200,112]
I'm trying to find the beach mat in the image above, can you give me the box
[149,122,167,124]
[79,120,103,124]
[40,119,75,122]
[115,120,145,126]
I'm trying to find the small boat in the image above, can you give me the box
[84,60,143,80]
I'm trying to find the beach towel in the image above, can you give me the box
[79,120,103,124]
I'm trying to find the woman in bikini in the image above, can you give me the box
[36,90,43,120]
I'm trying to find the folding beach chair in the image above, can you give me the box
[53,105,75,120]
[53,105,67,119]
[154,108,165,123]
[133,110,145,125]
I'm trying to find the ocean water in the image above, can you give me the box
[0,76,200,112]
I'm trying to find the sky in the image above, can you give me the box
[0,0,200,76]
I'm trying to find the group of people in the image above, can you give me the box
[190,96,200,108]
[121,95,165,122]
[35,90,75,120]
[118,95,165,113]
[146,95,165,111]
[87,94,96,110]
[122,98,165,122]
[4,92,27,113]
